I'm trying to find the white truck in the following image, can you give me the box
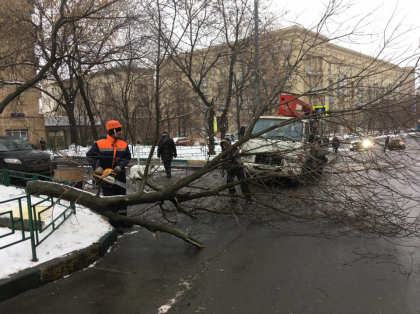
[241,94,328,177]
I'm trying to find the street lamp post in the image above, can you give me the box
[253,0,259,116]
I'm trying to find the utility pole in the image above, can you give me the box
[253,0,259,116]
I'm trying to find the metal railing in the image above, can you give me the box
[0,169,76,261]
[0,169,57,187]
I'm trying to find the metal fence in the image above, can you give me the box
[0,170,75,262]
[0,169,56,187]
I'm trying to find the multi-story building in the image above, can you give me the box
[162,25,416,136]
[0,0,46,146]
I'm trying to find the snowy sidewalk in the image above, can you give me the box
[0,185,116,301]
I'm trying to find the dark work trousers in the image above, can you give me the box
[226,167,251,200]
[332,144,339,153]
[101,177,127,228]
[162,156,172,176]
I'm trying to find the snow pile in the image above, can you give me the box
[0,185,112,279]
[49,143,222,160]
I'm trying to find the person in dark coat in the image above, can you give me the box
[220,138,252,204]
[332,136,340,153]
[157,132,177,178]
[86,120,132,234]
[384,135,390,151]
[40,138,47,151]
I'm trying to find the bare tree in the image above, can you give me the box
[0,0,125,114]
[1,0,420,249]
[88,63,155,144]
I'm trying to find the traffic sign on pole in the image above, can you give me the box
[312,105,328,116]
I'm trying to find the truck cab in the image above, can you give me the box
[240,95,328,177]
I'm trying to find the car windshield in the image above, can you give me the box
[0,138,33,152]
[252,118,303,141]
[351,137,361,142]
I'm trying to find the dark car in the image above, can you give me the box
[0,136,54,175]
[173,137,191,146]
[388,138,406,150]
[349,137,374,151]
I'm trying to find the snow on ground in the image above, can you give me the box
[49,133,418,159]
[0,185,112,279]
[50,144,222,160]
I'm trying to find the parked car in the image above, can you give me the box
[388,138,406,150]
[173,137,191,146]
[0,136,54,175]
[349,137,374,151]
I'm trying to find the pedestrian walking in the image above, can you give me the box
[384,135,390,151]
[39,138,47,151]
[157,132,177,178]
[86,120,132,234]
[332,136,340,153]
[220,138,252,204]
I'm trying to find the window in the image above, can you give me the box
[252,118,303,141]
[6,129,28,141]
[38,98,43,114]
[48,131,66,148]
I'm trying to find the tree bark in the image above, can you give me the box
[207,104,216,155]
[67,108,80,145]
[26,181,203,248]
[77,81,99,140]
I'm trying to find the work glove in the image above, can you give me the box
[94,166,104,175]
[114,166,122,172]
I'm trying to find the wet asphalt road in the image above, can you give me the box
[2,140,420,313]
[1,214,419,314]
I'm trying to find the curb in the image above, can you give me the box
[0,228,118,302]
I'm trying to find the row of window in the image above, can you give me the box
[3,129,67,148]
[5,129,28,141]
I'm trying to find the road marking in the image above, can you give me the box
[158,279,192,314]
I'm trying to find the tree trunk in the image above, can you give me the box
[207,105,215,155]
[26,180,203,248]
[77,81,99,140]
[220,111,228,141]
[236,90,241,135]
[67,108,79,145]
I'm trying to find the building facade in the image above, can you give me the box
[0,0,46,146]
[162,26,416,137]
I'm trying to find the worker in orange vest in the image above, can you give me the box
[87,120,132,234]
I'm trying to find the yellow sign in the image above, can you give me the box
[312,104,329,116]
[213,116,217,131]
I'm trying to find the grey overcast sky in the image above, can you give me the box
[271,0,419,67]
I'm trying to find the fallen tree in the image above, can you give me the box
[4,0,420,248]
